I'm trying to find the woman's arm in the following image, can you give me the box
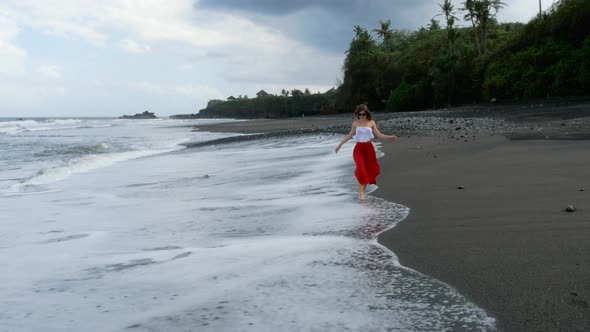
[335,123,356,153]
[372,121,398,140]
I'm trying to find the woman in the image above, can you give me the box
[335,104,398,201]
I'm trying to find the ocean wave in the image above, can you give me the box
[33,143,111,158]
[8,144,185,192]
[0,119,113,135]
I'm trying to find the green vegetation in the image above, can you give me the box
[482,0,590,99]
[197,90,337,119]
[337,0,590,112]
[198,0,589,118]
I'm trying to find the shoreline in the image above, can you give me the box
[192,101,590,331]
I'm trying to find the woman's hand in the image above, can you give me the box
[335,145,341,153]
[390,135,398,140]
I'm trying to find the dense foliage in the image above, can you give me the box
[195,0,589,118]
[337,0,589,112]
[483,0,590,99]
[196,92,337,119]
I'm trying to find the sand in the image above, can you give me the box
[374,134,590,331]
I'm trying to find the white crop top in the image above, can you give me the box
[354,126,374,142]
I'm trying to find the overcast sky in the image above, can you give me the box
[0,0,556,117]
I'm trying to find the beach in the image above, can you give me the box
[375,135,590,332]
[3,103,588,331]
[195,99,590,331]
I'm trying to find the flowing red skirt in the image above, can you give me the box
[353,142,380,185]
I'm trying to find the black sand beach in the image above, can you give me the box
[193,100,590,331]
[375,135,590,332]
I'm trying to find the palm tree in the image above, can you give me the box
[439,0,459,53]
[372,19,393,53]
[428,19,441,31]
[463,0,482,55]
[349,26,375,52]
[462,0,506,55]
[480,0,506,54]
[353,25,364,37]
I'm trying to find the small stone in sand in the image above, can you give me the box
[457,186,465,190]
[565,205,576,212]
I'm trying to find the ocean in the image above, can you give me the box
[0,117,495,331]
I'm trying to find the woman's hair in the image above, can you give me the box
[354,104,373,120]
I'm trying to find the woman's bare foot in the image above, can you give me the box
[358,184,367,201]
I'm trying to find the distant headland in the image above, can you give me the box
[118,111,157,119]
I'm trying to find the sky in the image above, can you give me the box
[0,0,557,117]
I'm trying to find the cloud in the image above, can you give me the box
[196,0,548,53]
[1,1,108,45]
[197,0,332,16]
[119,39,151,54]
[174,84,225,99]
[196,0,439,51]
[0,14,27,74]
[122,80,224,100]
[196,0,419,17]
[38,64,61,79]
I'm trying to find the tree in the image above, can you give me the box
[352,25,375,50]
[428,19,441,31]
[462,0,506,55]
[463,0,482,55]
[372,19,393,53]
[439,0,459,53]
[291,89,304,97]
[340,26,378,108]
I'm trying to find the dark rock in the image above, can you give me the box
[570,298,588,308]
[565,205,576,212]
[457,186,465,190]
[119,111,157,119]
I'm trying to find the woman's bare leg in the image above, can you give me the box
[358,184,367,201]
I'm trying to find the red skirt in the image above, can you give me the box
[353,142,380,185]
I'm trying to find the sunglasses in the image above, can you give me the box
[358,113,367,116]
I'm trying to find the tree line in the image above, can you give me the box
[196,0,589,118]
[337,0,590,112]
[196,90,338,119]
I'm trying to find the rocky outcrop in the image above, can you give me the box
[119,111,157,119]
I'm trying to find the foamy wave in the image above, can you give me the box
[9,145,184,191]
[0,119,112,135]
